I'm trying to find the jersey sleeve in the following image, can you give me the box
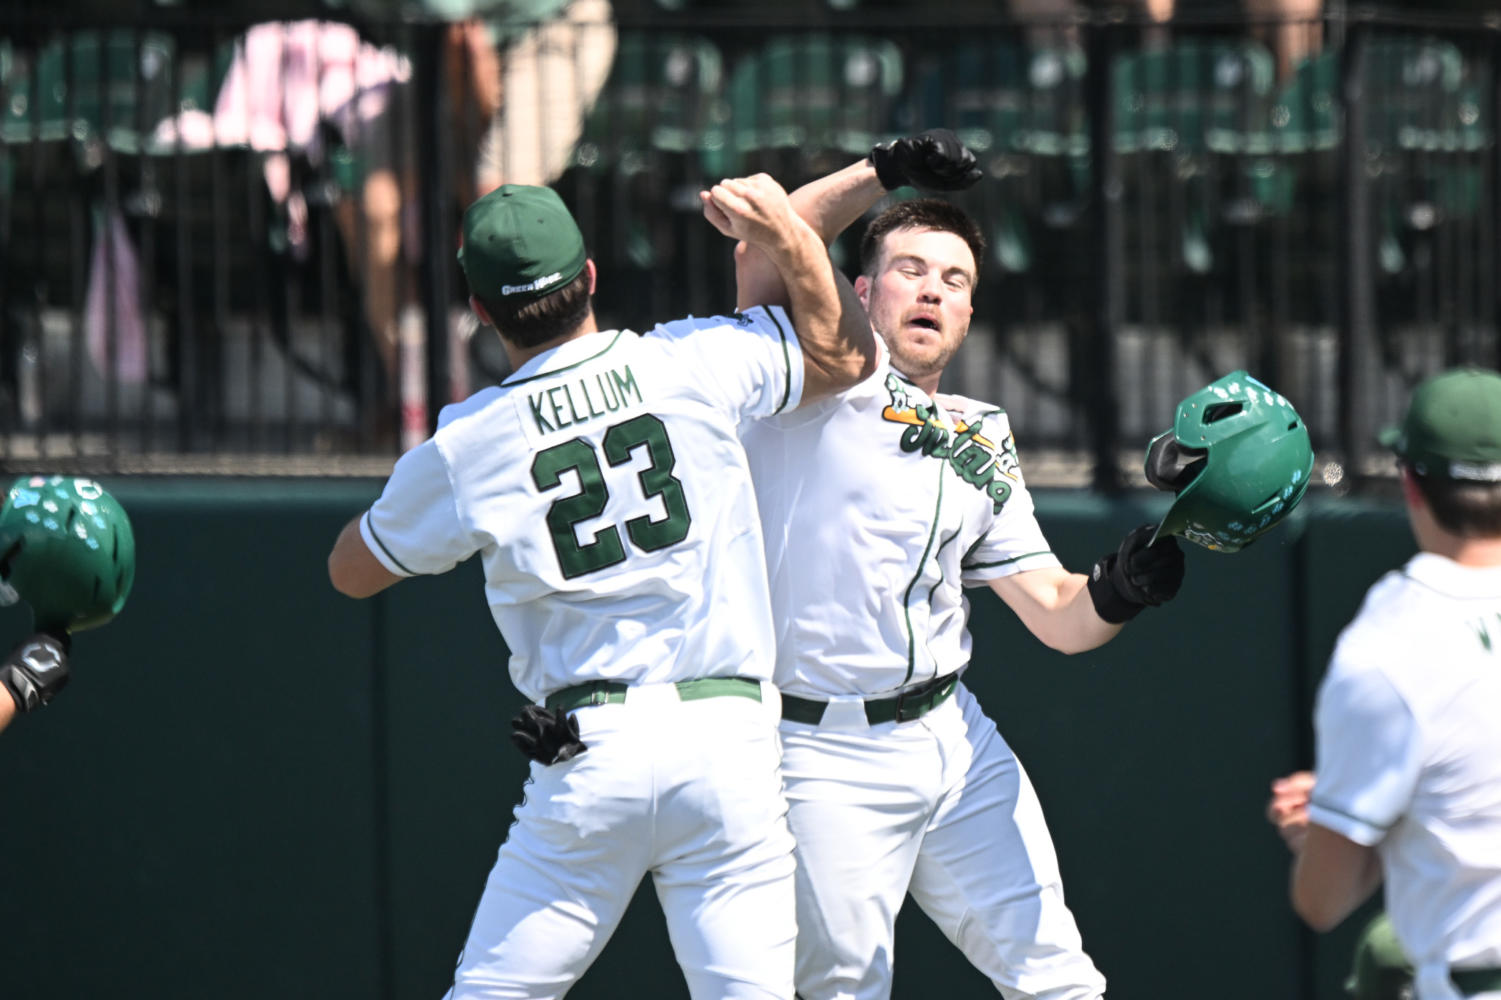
[649,306,805,421]
[359,437,477,578]
[1307,654,1422,846]
[958,419,1060,584]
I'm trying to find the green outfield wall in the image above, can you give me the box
[0,480,1415,1000]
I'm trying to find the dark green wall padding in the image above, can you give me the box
[0,480,1415,1000]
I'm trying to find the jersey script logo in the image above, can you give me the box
[879,373,1018,513]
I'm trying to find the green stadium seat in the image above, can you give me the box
[1,31,177,152]
[1112,39,1275,155]
[913,38,1087,159]
[572,31,726,176]
[723,33,904,169]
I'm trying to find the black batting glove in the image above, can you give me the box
[1086,524,1186,624]
[868,128,983,193]
[510,704,587,766]
[0,631,71,713]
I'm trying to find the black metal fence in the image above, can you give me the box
[2,4,1498,488]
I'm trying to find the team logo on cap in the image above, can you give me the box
[502,271,564,296]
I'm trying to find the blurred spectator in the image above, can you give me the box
[1243,0,1322,81]
[471,0,617,193]
[154,20,417,433]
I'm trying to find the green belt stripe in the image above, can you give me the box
[1454,968,1501,996]
[545,676,761,713]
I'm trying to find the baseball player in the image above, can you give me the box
[326,177,874,999]
[0,475,135,734]
[1266,368,1501,1000]
[730,131,1185,999]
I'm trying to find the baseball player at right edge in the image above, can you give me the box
[732,130,1185,999]
[1267,368,1501,1000]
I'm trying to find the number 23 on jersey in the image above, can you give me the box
[530,413,692,579]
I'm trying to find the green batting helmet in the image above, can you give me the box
[1144,371,1314,553]
[0,475,136,632]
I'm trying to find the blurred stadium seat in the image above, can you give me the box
[722,33,904,175]
[572,30,727,177]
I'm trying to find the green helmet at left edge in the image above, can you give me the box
[0,475,136,632]
[1144,370,1314,553]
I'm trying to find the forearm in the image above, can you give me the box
[0,690,14,733]
[990,569,1124,655]
[1289,824,1385,932]
[735,158,884,312]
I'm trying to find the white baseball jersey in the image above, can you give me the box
[1310,552,1501,1000]
[361,308,804,702]
[742,356,1059,698]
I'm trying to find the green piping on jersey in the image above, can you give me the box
[966,549,1052,572]
[765,307,794,414]
[501,331,626,389]
[900,461,946,687]
[365,517,417,576]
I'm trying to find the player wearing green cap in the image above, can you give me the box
[1267,368,1501,1000]
[328,176,874,999]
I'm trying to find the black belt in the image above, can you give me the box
[781,674,960,726]
[545,676,762,713]
[1454,968,1501,996]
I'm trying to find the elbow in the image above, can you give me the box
[328,554,370,599]
[1289,878,1347,933]
[1291,894,1343,933]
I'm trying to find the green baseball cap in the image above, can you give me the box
[457,185,587,304]
[1380,366,1501,481]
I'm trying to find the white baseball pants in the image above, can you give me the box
[443,681,796,999]
[779,683,1106,1000]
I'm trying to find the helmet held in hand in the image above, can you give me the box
[1144,371,1313,553]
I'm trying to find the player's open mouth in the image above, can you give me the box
[908,316,939,331]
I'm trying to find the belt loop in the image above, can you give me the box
[587,682,611,707]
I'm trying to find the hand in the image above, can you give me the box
[510,704,588,765]
[868,128,983,192]
[1085,524,1186,623]
[1267,770,1316,853]
[0,631,71,714]
[699,174,804,248]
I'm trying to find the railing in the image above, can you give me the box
[1,4,1498,489]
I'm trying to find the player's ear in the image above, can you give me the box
[1399,464,1426,510]
[584,258,598,295]
[854,274,871,310]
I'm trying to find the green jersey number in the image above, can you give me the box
[530,414,692,579]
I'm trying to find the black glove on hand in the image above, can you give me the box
[1086,524,1187,624]
[510,704,587,766]
[869,128,983,192]
[0,631,71,713]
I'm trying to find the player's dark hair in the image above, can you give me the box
[859,199,986,285]
[1409,467,1501,537]
[478,267,594,349]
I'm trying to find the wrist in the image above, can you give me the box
[1085,554,1145,624]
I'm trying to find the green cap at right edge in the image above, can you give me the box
[1380,366,1501,481]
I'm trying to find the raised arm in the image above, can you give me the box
[733,129,984,316]
[701,173,874,403]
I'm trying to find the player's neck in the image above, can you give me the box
[503,311,601,372]
[1412,511,1501,567]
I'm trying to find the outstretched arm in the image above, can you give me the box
[989,524,1186,653]
[701,174,874,403]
